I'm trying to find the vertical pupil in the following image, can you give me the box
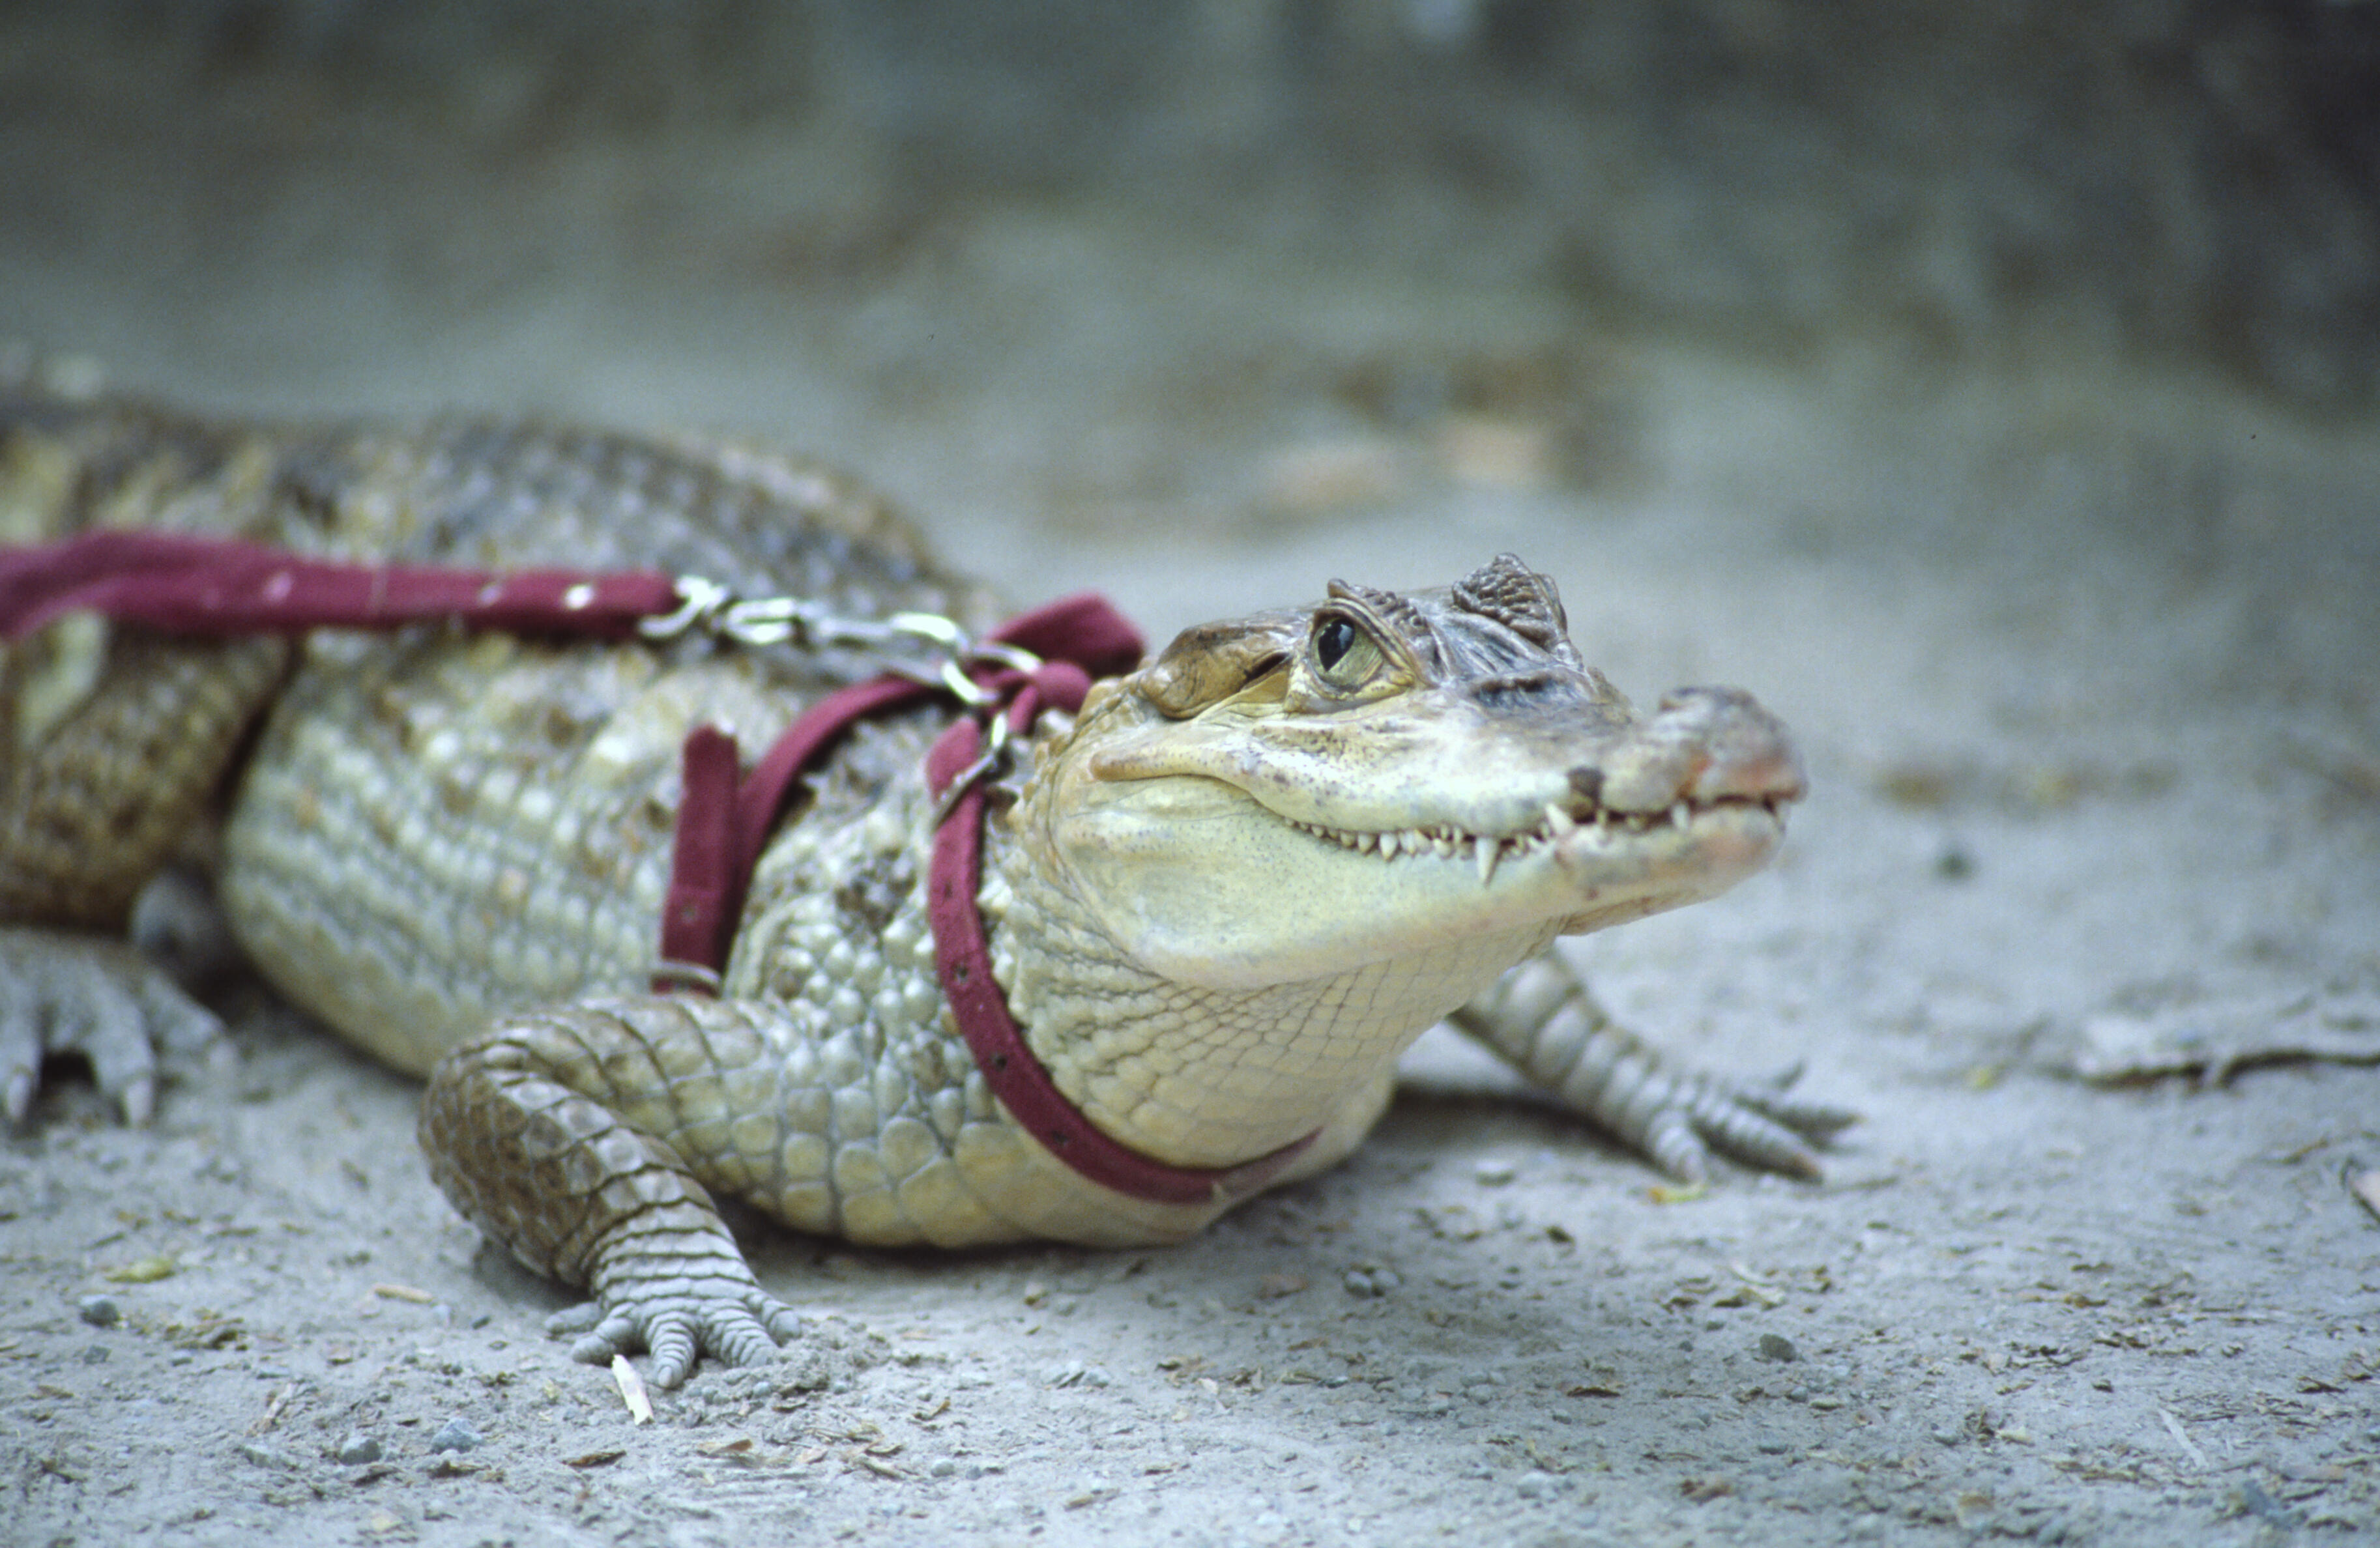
[1318,620,1355,670]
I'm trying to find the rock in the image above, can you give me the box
[428,1417,480,1454]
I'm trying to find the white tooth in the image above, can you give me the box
[1672,801,1691,829]
[1435,833,1457,859]
[1379,830,1399,859]
[1544,803,1576,836]
[1476,840,1501,885]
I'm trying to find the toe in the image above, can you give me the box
[645,1314,700,1389]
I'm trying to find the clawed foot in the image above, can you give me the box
[1452,954,1857,1184]
[549,1276,804,1389]
[1631,1061,1859,1183]
[0,927,227,1126]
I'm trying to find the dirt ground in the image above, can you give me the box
[4,7,2378,1546]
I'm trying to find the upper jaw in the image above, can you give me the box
[1035,678,1805,988]
[1090,681,1805,853]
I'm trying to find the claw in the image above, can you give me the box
[645,1315,700,1389]
[545,1301,606,1336]
[551,1282,801,1388]
[0,928,224,1127]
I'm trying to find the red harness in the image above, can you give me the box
[1,532,1313,1205]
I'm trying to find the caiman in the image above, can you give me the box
[0,374,1846,1387]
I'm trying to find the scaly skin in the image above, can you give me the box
[1,379,1850,1386]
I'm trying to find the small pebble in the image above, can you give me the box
[1756,1333,1799,1363]
[81,1343,110,1366]
[76,1294,119,1328]
[1756,1434,1793,1455]
[1932,1426,1964,1446]
[336,1433,383,1465]
[1473,1160,1517,1186]
[428,1416,480,1454]
[1514,1470,1560,1499]
[928,1457,959,1478]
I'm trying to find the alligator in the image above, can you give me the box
[0,379,1847,1386]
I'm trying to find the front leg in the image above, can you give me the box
[420,995,808,1388]
[1449,951,1855,1181]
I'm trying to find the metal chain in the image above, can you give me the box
[639,576,1045,704]
[640,575,1047,809]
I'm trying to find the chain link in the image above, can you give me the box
[641,575,1047,801]
[639,576,1044,702]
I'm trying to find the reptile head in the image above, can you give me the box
[1017,553,1803,990]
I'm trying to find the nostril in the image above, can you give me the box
[1657,685,1751,716]
[1697,734,1807,805]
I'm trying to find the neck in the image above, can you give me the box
[981,789,1554,1169]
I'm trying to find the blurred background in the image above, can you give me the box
[4,1,2375,683]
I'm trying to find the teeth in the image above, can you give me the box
[1293,796,1721,867]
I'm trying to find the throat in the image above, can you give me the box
[981,820,1555,1169]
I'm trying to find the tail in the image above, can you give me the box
[0,354,297,926]
[0,352,270,549]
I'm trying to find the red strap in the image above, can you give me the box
[651,593,1142,990]
[656,727,743,985]
[925,707,1318,1207]
[4,529,1303,1207]
[658,592,1314,1206]
[0,531,676,640]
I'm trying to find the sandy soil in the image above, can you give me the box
[5,8,2378,1546]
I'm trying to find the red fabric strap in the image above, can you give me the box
[2,528,1309,1207]
[925,709,1320,1207]
[652,593,1141,988]
[0,530,676,640]
[664,592,1316,1206]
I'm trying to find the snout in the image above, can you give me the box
[1577,686,1805,816]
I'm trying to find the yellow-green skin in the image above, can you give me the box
[1,382,1844,1386]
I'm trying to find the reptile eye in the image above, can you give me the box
[1309,614,1384,689]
